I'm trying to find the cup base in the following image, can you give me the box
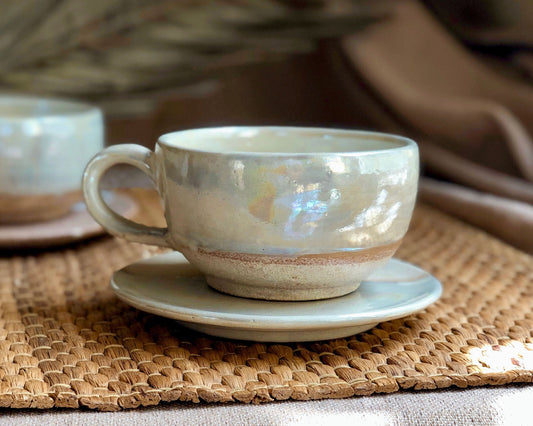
[205,275,361,301]
[180,241,401,302]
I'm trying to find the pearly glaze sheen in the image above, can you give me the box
[83,127,419,300]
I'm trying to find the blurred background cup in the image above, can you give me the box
[0,95,104,224]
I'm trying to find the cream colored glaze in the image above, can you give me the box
[163,178,415,254]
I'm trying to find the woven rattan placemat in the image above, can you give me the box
[1,189,532,411]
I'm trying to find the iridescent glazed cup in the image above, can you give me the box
[0,95,103,223]
[83,127,419,301]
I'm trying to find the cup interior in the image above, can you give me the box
[159,127,414,155]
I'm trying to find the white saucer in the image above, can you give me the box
[111,252,442,342]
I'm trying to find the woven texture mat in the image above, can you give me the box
[1,189,532,411]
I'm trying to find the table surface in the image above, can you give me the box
[2,168,532,425]
[2,384,533,425]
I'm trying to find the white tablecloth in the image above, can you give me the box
[2,385,532,425]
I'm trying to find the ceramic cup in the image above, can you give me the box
[83,127,419,301]
[0,95,104,223]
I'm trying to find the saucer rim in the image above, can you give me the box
[111,253,442,331]
[0,190,137,248]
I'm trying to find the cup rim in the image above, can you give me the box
[158,126,417,157]
[0,94,101,121]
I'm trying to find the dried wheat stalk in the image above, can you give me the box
[0,0,385,98]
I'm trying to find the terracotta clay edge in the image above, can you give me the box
[196,240,402,265]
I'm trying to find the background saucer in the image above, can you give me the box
[111,252,442,342]
[0,191,137,249]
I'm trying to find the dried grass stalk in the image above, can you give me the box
[0,0,386,98]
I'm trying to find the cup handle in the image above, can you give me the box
[82,144,171,247]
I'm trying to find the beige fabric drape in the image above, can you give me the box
[337,0,533,252]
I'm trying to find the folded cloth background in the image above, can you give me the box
[336,0,533,253]
[421,0,533,49]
